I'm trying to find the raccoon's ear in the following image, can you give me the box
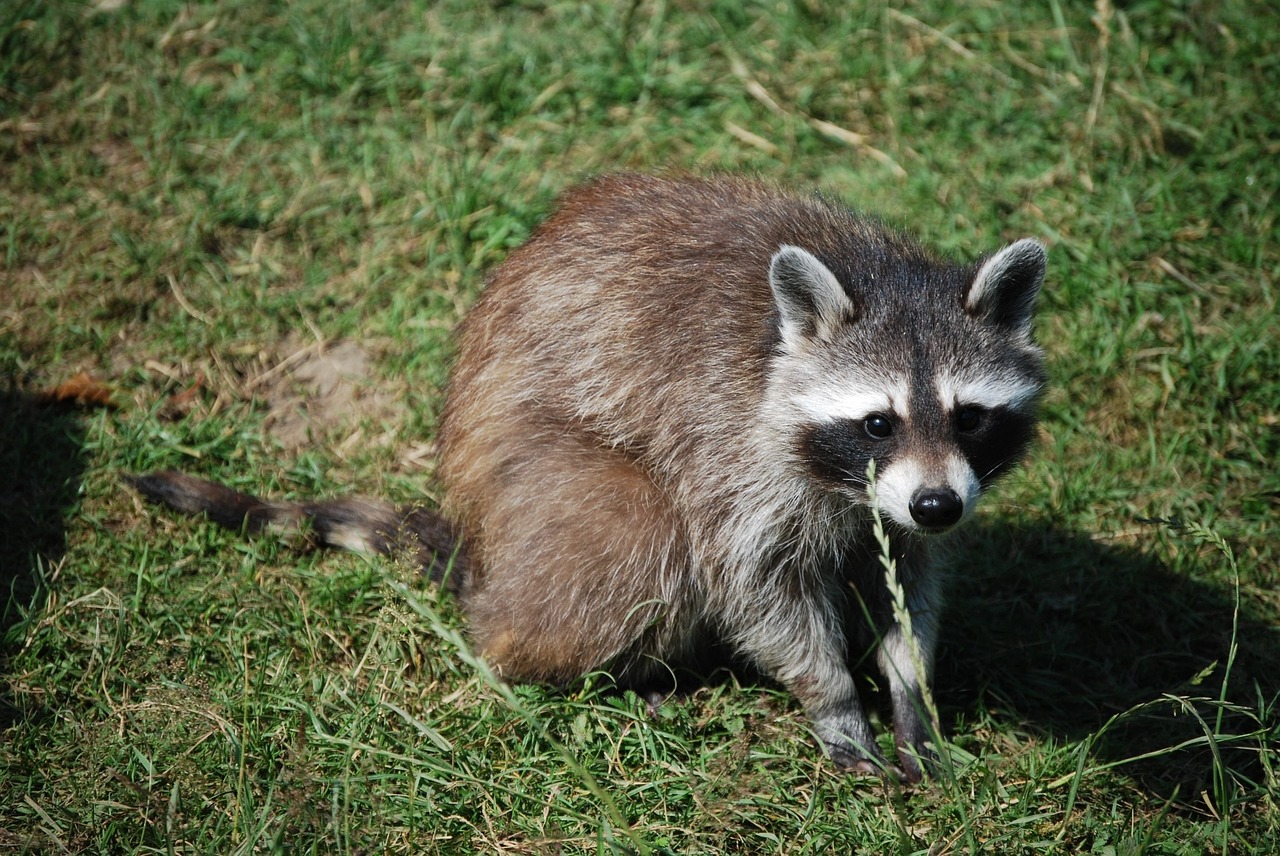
[965,238,1046,336]
[769,245,858,346]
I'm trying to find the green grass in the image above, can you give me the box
[2,0,1277,852]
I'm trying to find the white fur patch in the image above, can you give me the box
[791,377,911,424]
[872,457,921,530]
[321,525,380,555]
[877,624,921,688]
[934,370,1040,413]
[946,454,980,518]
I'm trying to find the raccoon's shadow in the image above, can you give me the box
[0,388,88,725]
[937,521,1276,799]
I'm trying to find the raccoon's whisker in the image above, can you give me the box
[978,456,1021,483]
[835,468,870,488]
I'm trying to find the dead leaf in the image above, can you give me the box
[36,372,120,410]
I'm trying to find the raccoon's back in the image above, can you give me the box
[452,176,777,423]
[442,175,910,464]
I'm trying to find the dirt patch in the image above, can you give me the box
[256,338,404,451]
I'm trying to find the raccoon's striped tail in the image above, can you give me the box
[128,470,467,590]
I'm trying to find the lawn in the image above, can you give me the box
[2,0,1277,852]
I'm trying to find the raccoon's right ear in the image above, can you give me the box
[964,238,1046,337]
[769,245,858,347]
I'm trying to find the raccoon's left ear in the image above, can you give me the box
[769,245,858,348]
[965,238,1046,336]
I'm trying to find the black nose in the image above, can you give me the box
[909,488,963,529]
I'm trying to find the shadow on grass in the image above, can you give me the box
[576,517,1271,804]
[0,388,87,725]
[939,521,1276,801]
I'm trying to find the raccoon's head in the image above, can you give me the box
[767,237,1047,535]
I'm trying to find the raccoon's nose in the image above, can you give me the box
[909,488,963,530]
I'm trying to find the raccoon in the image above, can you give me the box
[132,174,1047,782]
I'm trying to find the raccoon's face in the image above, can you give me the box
[768,239,1047,534]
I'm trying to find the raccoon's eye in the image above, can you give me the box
[863,414,893,440]
[955,406,985,433]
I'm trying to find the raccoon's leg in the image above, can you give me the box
[457,434,694,686]
[870,548,944,783]
[876,625,939,783]
[719,575,890,776]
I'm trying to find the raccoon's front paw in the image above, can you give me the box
[813,711,899,778]
[893,738,938,784]
[893,714,941,784]
[824,740,900,778]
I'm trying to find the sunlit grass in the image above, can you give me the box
[2,0,1277,852]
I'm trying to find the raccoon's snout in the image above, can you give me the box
[908,488,963,531]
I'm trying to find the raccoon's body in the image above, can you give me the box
[133,174,1047,781]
